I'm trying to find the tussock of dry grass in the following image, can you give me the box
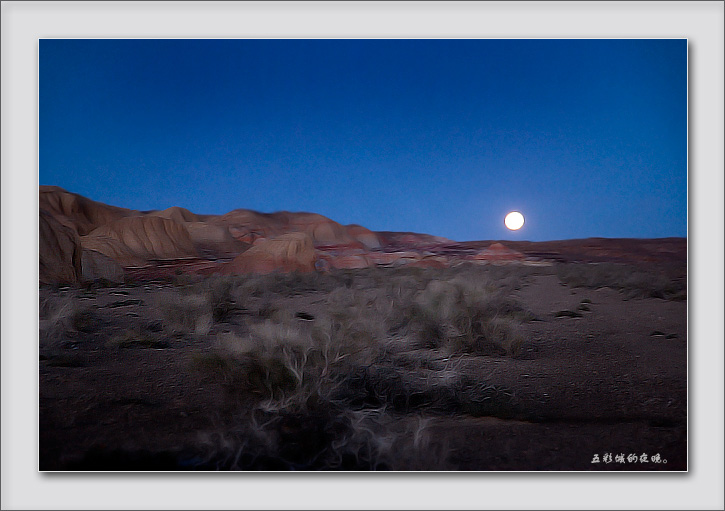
[404,277,530,357]
[156,292,214,335]
[39,293,100,348]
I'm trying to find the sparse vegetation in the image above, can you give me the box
[40,260,687,471]
[556,262,686,300]
[156,292,214,335]
[174,266,534,469]
[39,293,100,348]
[405,277,531,356]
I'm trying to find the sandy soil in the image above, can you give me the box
[39,267,687,471]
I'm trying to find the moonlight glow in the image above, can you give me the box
[505,211,525,230]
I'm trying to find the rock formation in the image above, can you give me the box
[38,186,534,282]
[410,255,449,269]
[40,186,133,235]
[473,242,525,262]
[346,224,381,249]
[184,222,249,257]
[328,253,371,270]
[83,216,198,264]
[39,209,83,284]
[211,209,286,242]
[147,206,200,224]
[286,213,353,245]
[221,232,316,275]
[80,235,147,267]
[212,209,373,249]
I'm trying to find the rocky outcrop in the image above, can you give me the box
[211,209,285,242]
[40,186,133,236]
[184,222,249,257]
[473,242,525,262]
[80,235,147,267]
[346,224,381,249]
[376,231,454,249]
[221,232,316,275]
[328,253,372,270]
[84,216,198,264]
[213,209,371,248]
[145,208,248,258]
[40,209,82,284]
[410,256,449,269]
[366,251,422,267]
[147,206,199,224]
[286,213,353,245]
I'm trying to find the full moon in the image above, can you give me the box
[504,211,525,230]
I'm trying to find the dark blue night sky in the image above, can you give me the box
[40,39,687,241]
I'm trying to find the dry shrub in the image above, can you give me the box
[39,293,100,348]
[203,310,383,401]
[407,277,529,357]
[156,275,250,334]
[198,277,240,321]
[156,292,213,335]
[195,404,450,470]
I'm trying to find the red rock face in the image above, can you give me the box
[211,210,286,243]
[473,242,525,262]
[386,251,423,266]
[221,232,316,275]
[287,213,353,246]
[346,224,381,249]
[84,216,198,265]
[212,210,381,249]
[314,241,367,253]
[146,206,199,224]
[376,231,454,250]
[409,256,449,269]
[40,209,83,284]
[231,230,265,245]
[367,252,404,266]
[80,235,147,267]
[328,254,372,270]
[40,186,134,236]
[183,222,249,258]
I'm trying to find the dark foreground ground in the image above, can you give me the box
[39,262,687,471]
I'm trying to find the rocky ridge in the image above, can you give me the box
[38,186,686,284]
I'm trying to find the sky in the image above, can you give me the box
[39,39,687,242]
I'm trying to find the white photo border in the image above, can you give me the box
[2,1,723,510]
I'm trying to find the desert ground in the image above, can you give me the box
[38,186,687,471]
[39,261,686,471]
